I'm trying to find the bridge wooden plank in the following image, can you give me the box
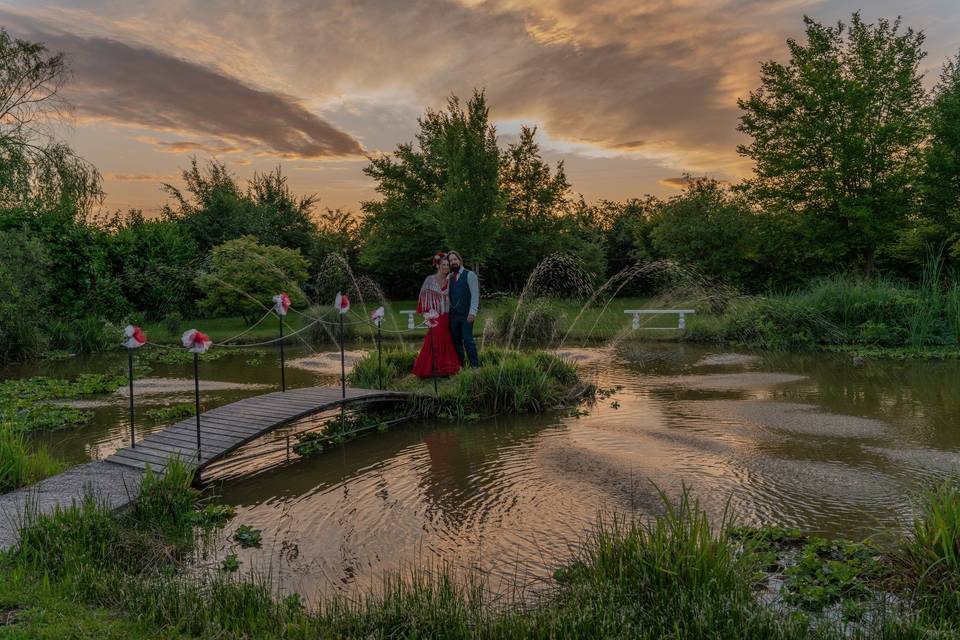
[161,425,256,442]
[161,420,254,438]
[142,427,239,446]
[140,431,238,451]
[195,416,276,434]
[142,425,240,443]
[165,422,256,440]
[229,395,330,411]
[193,413,267,429]
[271,396,343,410]
[283,389,344,402]
[207,408,300,424]
[109,447,183,466]
[208,403,306,420]
[128,441,200,461]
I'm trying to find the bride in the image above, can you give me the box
[413,252,461,378]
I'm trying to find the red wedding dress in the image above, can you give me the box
[413,275,461,378]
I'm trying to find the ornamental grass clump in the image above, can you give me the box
[550,487,772,638]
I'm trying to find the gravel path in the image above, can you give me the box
[0,461,145,551]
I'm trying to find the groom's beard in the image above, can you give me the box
[450,265,461,273]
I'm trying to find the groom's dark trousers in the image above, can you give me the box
[449,313,479,368]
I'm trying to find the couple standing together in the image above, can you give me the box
[412,250,480,378]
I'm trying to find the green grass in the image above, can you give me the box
[141,297,684,346]
[0,430,66,494]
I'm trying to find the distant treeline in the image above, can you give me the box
[2,12,959,362]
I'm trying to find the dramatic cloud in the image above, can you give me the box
[1,9,364,160]
[659,177,695,190]
[152,141,242,154]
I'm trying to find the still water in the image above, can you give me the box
[6,343,960,599]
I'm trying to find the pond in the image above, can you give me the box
[5,343,960,601]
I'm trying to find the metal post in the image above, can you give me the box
[128,349,135,448]
[377,323,383,390]
[339,313,346,399]
[279,312,286,392]
[194,352,201,466]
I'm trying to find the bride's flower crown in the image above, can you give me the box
[432,251,447,266]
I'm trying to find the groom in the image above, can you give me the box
[447,250,480,368]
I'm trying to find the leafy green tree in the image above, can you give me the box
[649,178,760,289]
[918,53,960,259]
[490,126,605,291]
[738,13,927,275]
[246,167,319,255]
[360,91,501,295]
[307,208,363,301]
[434,91,502,272]
[195,236,309,321]
[162,159,249,254]
[107,210,200,319]
[360,137,445,296]
[163,161,319,256]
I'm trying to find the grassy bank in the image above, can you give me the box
[348,347,591,419]
[685,274,960,358]
[2,462,959,638]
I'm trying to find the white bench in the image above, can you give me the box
[624,309,696,330]
[400,310,417,329]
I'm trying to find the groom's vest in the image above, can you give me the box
[449,269,473,317]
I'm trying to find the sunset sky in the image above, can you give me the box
[3,0,959,215]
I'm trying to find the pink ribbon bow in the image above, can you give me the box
[123,325,146,349]
[181,329,212,353]
[273,292,291,316]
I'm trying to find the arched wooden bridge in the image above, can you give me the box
[105,386,410,471]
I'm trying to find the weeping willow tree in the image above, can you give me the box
[0,28,101,215]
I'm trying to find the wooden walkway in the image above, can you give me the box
[105,386,410,471]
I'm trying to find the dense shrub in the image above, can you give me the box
[195,236,309,322]
[685,274,959,350]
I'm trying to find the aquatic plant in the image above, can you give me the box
[144,403,196,422]
[0,373,127,434]
[232,525,263,549]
